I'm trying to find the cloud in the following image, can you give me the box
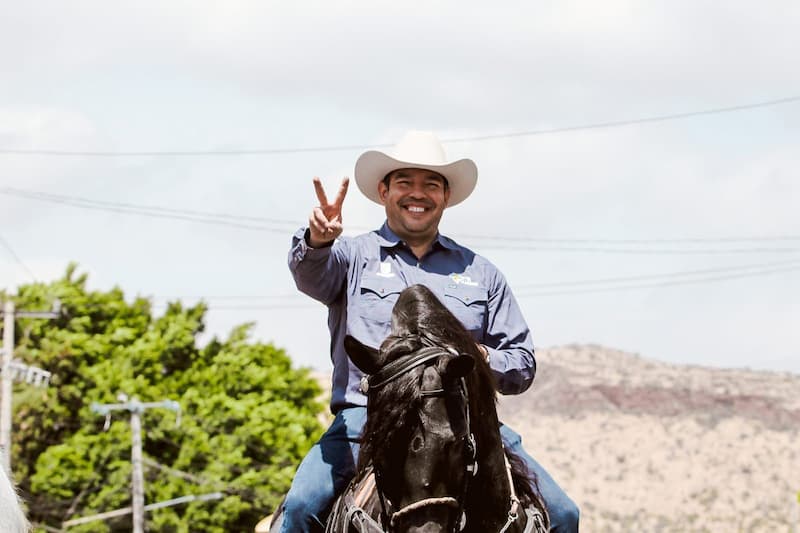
[1,2,797,374]
[4,2,799,127]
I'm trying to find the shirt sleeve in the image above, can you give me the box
[287,227,351,305]
[483,268,536,395]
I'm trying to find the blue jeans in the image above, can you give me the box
[500,424,580,532]
[281,407,579,532]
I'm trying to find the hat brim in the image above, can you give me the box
[354,151,478,207]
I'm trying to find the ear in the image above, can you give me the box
[444,353,474,379]
[344,335,382,375]
[377,180,389,205]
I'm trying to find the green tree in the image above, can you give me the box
[4,264,324,532]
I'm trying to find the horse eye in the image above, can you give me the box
[411,435,424,452]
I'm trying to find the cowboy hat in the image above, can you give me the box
[354,131,478,207]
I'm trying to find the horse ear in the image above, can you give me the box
[344,335,381,375]
[445,353,475,379]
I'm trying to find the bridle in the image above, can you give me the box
[360,339,477,533]
[356,337,547,533]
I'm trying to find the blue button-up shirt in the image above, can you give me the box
[288,222,536,413]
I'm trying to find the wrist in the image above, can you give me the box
[304,228,334,249]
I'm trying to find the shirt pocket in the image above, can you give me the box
[358,274,406,321]
[443,284,489,334]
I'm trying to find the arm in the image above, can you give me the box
[288,228,350,305]
[482,270,536,395]
[287,177,352,305]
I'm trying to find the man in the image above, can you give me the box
[285,131,579,532]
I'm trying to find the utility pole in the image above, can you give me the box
[1,298,59,471]
[91,395,180,533]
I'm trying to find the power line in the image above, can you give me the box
[442,95,800,143]
[0,188,297,227]
[469,242,800,255]
[515,263,800,297]
[512,259,800,289]
[4,187,798,254]
[457,233,800,244]
[0,188,294,234]
[167,262,798,310]
[1,95,798,157]
[0,232,37,281]
[150,260,800,303]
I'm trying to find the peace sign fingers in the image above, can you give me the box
[308,177,349,247]
[314,177,349,216]
[331,177,349,219]
[313,177,331,208]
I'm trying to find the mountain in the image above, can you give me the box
[497,344,800,532]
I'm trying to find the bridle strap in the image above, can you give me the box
[367,347,446,391]
[389,497,459,528]
[498,451,522,533]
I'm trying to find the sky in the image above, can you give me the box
[1,1,798,375]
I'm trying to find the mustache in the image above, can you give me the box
[399,199,435,208]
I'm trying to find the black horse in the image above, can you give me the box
[269,284,548,532]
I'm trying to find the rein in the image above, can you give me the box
[498,452,547,533]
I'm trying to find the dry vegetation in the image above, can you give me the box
[498,345,800,532]
[312,344,800,531]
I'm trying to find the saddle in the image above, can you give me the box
[325,467,384,533]
[325,465,548,533]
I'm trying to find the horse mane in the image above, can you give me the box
[357,284,542,522]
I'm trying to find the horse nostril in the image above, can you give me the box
[411,435,424,452]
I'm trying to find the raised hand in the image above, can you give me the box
[308,177,349,247]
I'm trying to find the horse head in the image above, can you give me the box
[345,285,479,532]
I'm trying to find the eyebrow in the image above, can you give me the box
[392,170,445,183]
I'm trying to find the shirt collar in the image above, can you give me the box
[375,221,459,252]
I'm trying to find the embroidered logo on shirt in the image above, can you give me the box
[377,261,395,278]
[450,273,478,286]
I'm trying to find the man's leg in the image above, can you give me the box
[281,407,367,533]
[500,424,579,533]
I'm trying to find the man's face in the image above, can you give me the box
[379,168,450,244]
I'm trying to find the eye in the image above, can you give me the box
[411,435,424,452]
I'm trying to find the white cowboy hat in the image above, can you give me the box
[354,131,478,207]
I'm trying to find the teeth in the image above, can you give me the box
[408,206,425,213]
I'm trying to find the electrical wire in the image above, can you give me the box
[180,261,799,310]
[0,187,293,234]
[4,187,798,254]
[1,95,798,157]
[0,232,37,281]
[468,242,800,255]
[511,259,800,289]
[515,263,800,297]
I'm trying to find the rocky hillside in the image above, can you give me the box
[497,345,800,532]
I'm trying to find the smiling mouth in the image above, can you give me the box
[405,206,427,213]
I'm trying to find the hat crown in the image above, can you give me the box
[391,131,448,166]
[354,130,477,207]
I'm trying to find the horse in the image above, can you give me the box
[267,284,548,532]
[0,453,30,533]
